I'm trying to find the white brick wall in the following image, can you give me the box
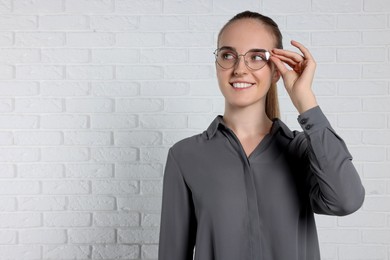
[0,0,389,259]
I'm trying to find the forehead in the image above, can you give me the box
[218,19,276,51]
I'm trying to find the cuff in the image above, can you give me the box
[297,106,331,134]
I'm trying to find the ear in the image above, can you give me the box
[272,68,281,84]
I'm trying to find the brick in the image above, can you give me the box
[20,229,66,244]
[0,81,39,96]
[116,65,163,80]
[92,245,139,259]
[316,64,361,79]
[18,164,63,178]
[165,65,214,79]
[188,114,220,129]
[116,32,163,47]
[94,212,140,227]
[41,147,90,162]
[0,48,40,63]
[67,32,115,47]
[69,228,115,243]
[310,48,336,63]
[91,81,138,97]
[141,48,187,64]
[15,32,65,47]
[363,98,390,112]
[92,180,139,195]
[335,129,361,145]
[0,181,40,195]
[287,15,335,30]
[41,48,90,63]
[163,131,198,145]
[40,81,90,96]
[0,213,41,228]
[363,163,390,179]
[0,0,11,13]
[66,164,113,178]
[114,131,162,146]
[141,213,160,227]
[39,15,88,30]
[91,114,137,129]
[264,0,309,13]
[91,147,138,162]
[0,98,12,112]
[15,98,63,113]
[68,196,115,211]
[337,14,387,29]
[189,48,215,63]
[0,246,41,259]
[90,15,138,31]
[189,80,223,96]
[0,32,13,46]
[42,180,90,195]
[0,15,37,30]
[92,48,139,63]
[363,64,390,79]
[338,212,387,227]
[338,81,388,96]
[142,244,158,259]
[65,131,112,146]
[140,147,169,162]
[363,179,387,195]
[165,98,213,113]
[363,130,390,145]
[363,31,390,45]
[0,230,16,244]
[18,197,66,211]
[312,32,361,46]
[67,66,114,80]
[0,164,15,178]
[41,115,89,129]
[213,0,259,13]
[16,65,64,80]
[0,197,16,211]
[118,196,161,211]
[116,98,163,113]
[339,246,387,259]
[140,15,187,31]
[44,212,91,227]
[189,15,229,31]
[14,131,63,145]
[165,32,214,47]
[65,0,114,13]
[0,65,13,79]
[115,163,163,179]
[0,131,12,146]
[348,146,386,162]
[141,180,162,195]
[312,0,362,12]
[163,0,212,14]
[118,228,159,244]
[314,97,361,112]
[115,0,161,14]
[140,115,187,129]
[364,0,390,12]
[315,215,337,228]
[14,0,63,13]
[43,245,91,259]
[0,148,40,162]
[337,47,385,62]
[140,81,189,96]
[66,98,113,112]
[317,229,360,244]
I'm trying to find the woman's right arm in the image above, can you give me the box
[158,149,197,260]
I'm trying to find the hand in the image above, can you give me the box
[270,40,318,114]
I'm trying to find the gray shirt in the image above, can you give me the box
[158,106,365,260]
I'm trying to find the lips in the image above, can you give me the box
[231,82,254,89]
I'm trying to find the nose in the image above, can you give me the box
[233,55,248,75]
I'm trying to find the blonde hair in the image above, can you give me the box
[218,11,283,119]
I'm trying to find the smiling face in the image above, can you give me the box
[216,18,280,109]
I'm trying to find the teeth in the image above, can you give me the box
[232,83,253,89]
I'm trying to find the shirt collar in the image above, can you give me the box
[205,115,295,140]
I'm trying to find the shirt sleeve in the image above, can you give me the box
[158,148,197,260]
[296,106,365,216]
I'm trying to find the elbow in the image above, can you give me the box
[333,187,365,216]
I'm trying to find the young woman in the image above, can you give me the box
[158,11,365,260]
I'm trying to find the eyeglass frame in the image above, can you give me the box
[213,47,271,70]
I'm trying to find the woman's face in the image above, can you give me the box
[216,19,280,109]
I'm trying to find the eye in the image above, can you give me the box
[250,52,266,61]
[220,51,236,60]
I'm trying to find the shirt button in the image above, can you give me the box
[305,124,312,130]
[300,118,308,124]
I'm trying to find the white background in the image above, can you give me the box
[0,0,389,259]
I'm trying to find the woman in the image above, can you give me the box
[158,11,365,260]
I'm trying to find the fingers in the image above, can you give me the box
[271,40,315,63]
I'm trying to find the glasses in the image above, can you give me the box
[214,47,271,70]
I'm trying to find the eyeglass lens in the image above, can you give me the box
[215,49,270,70]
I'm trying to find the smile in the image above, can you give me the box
[231,82,254,89]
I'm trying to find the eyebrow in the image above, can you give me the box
[218,46,268,52]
